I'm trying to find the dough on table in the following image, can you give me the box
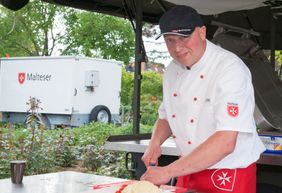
[121,181,161,193]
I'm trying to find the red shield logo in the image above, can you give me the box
[18,73,25,84]
[211,169,236,191]
[227,104,239,117]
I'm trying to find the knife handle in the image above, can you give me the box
[149,162,156,166]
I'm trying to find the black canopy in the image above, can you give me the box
[36,0,282,49]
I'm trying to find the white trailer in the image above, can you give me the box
[0,56,122,128]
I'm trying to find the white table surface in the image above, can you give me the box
[0,171,128,193]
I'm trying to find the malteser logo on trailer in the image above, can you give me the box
[18,72,52,84]
[18,72,25,84]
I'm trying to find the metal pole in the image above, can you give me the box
[121,105,124,126]
[132,0,142,135]
[270,12,276,69]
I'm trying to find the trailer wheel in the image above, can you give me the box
[90,105,111,123]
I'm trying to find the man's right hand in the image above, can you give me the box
[142,118,172,167]
[141,143,161,168]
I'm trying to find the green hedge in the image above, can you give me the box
[0,122,152,179]
[121,70,163,126]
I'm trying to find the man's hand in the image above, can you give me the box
[141,166,171,185]
[141,143,161,167]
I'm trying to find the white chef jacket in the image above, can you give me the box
[159,40,265,169]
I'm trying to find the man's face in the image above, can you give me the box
[164,26,206,67]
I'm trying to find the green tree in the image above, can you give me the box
[63,11,135,64]
[0,1,135,64]
[0,0,69,57]
[275,50,282,79]
[121,70,163,125]
[140,71,163,125]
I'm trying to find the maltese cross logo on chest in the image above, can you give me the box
[227,103,239,117]
[211,169,236,191]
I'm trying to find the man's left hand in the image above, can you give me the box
[141,166,171,185]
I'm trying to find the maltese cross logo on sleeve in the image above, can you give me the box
[227,103,239,117]
[211,169,236,191]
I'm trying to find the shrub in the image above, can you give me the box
[121,70,163,125]
[0,122,148,179]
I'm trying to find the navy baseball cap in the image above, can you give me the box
[156,5,204,40]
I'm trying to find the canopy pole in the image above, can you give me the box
[270,11,276,69]
[132,0,143,135]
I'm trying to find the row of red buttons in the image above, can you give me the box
[172,134,192,144]
[173,93,198,101]
[171,93,195,144]
[170,74,205,146]
[171,114,195,123]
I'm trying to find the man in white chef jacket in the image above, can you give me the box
[141,5,265,193]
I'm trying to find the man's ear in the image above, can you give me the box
[199,26,206,40]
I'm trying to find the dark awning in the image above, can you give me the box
[38,0,282,49]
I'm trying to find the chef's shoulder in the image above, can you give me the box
[212,43,251,79]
